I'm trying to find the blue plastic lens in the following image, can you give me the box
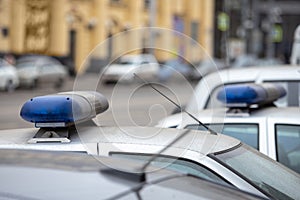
[20,91,109,127]
[217,85,266,104]
[217,84,286,105]
[20,96,75,123]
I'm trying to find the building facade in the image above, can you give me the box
[0,0,215,73]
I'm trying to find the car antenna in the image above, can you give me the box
[133,73,217,135]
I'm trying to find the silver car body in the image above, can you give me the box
[0,149,266,200]
[1,126,300,198]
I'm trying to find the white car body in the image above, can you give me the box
[102,54,159,83]
[0,59,19,91]
[157,65,300,128]
[176,106,300,173]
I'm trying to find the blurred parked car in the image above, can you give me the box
[158,58,227,81]
[102,54,159,84]
[232,55,258,68]
[175,83,300,173]
[157,65,300,128]
[232,55,283,68]
[16,55,68,89]
[192,58,227,80]
[0,149,266,200]
[0,91,298,199]
[158,58,194,82]
[0,59,19,92]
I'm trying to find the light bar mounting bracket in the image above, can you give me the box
[28,127,72,143]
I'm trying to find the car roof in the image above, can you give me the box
[0,149,264,200]
[0,126,240,155]
[218,65,300,81]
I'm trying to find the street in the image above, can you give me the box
[0,73,195,130]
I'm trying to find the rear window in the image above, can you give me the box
[275,124,300,173]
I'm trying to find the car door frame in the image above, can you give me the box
[267,116,300,161]
[96,142,266,197]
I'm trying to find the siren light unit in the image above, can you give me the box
[20,91,109,128]
[217,83,286,107]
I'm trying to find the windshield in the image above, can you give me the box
[117,57,138,65]
[16,61,36,69]
[212,144,300,200]
[119,60,134,65]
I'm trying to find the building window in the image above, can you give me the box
[144,0,150,10]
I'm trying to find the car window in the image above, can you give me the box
[41,64,54,72]
[110,152,230,186]
[185,124,259,149]
[119,60,133,65]
[16,61,35,69]
[119,57,137,65]
[212,144,300,200]
[141,60,149,64]
[275,124,300,173]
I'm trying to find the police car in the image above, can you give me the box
[0,91,299,199]
[161,83,300,174]
[0,149,268,200]
[157,65,300,128]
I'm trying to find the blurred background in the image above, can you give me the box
[0,0,299,73]
[0,0,299,129]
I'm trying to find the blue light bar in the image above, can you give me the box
[217,84,286,106]
[20,91,109,127]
